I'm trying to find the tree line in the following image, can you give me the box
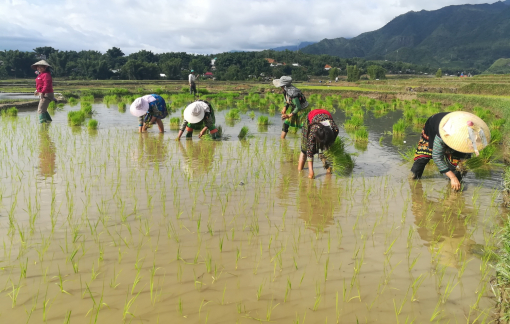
[0,46,436,81]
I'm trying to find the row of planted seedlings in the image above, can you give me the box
[0,114,501,322]
[66,94,98,129]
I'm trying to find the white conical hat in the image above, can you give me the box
[439,111,490,154]
[183,101,207,124]
[130,97,149,117]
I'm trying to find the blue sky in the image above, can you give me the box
[0,0,501,54]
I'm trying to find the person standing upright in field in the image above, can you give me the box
[32,60,54,124]
[189,70,198,96]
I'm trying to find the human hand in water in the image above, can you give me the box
[450,178,461,191]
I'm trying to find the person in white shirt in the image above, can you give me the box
[189,70,198,95]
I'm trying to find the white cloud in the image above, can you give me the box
[0,0,500,54]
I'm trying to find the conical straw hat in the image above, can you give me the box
[31,60,51,70]
[438,111,490,154]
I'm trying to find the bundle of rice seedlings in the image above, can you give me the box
[87,119,98,130]
[323,137,354,175]
[392,119,407,136]
[238,126,250,139]
[1,107,18,117]
[257,116,269,125]
[225,109,241,120]
[68,111,86,126]
[169,117,181,126]
[81,102,93,116]
[68,97,78,106]
[344,116,364,131]
[354,127,368,142]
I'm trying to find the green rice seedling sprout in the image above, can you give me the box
[88,119,98,130]
[238,126,250,139]
[1,107,18,117]
[354,127,369,142]
[257,115,269,125]
[225,108,241,120]
[392,119,407,136]
[123,286,143,320]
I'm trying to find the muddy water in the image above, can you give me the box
[0,100,504,323]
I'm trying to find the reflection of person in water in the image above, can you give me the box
[137,133,168,163]
[297,177,337,231]
[409,180,475,268]
[177,140,217,179]
[39,127,56,177]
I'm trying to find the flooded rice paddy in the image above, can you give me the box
[0,96,505,323]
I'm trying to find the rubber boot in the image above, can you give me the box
[39,113,46,124]
[44,111,52,122]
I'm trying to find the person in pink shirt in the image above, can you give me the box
[32,60,54,123]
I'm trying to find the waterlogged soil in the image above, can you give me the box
[0,99,505,323]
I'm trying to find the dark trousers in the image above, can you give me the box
[411,158,463,180]
[190,82,197,95]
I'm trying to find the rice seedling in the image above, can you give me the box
[344,116,364,131]
[225,109,241,120]
[238,126,250,139]
[1,107,18,117]
[88,119,98,130]
[392,119,407,136]
[323,137,354,174]
[68,111,86,126]
[354,127,369,142]
[68,97,78,106]
[257,115,269,125]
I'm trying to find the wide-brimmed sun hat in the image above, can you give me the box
[439,111,490,155]
[184,101,207,124]
[272,76,292,87]
[31,60,51,70]
[130,97,150,117]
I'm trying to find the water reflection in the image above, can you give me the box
[38,126,56,177]
[409,180,476,268]
[137,133,168,163]
[297,176,337,232]
[177,140,218,179]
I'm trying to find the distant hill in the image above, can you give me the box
[484,58,510,74]
[301,1,510,72]
[270,42,316,52]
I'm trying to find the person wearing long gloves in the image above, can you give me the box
[32,60,54,124]
[130,94,168,133]
[273,76,309,139]
[177,100,219,140]
[298,109,339,179]
[410,111,490,191]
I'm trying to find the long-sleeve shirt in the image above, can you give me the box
[431,136,470,174]
[304,113,339,161]
[189,74,197,83]
[35,71,53,93]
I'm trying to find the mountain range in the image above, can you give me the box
[270,42,316,52]
[300,1,510,72]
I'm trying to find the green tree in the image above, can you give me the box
[367,65,386,80]
[436,68,443,78]
[329,67,340,80]
[189,58,207,74]
[347,64,360,82]
[33,46,57,58]
[161,58,183,80]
